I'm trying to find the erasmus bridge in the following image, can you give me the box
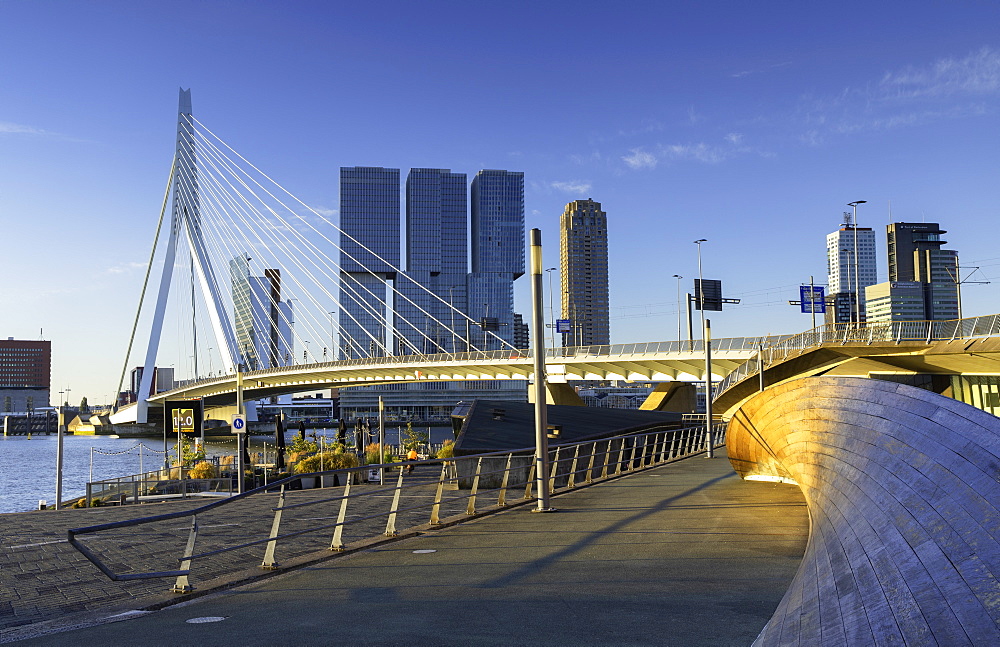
[99,90,1000,644]
[110,90,782,426]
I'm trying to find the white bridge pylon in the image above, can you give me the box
[135,89,240,423]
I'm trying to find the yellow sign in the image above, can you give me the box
[172,408,195,433]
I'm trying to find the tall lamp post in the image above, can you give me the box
[848,201,867,324]
[693,239,713,458]
[672,274,683,342]
[55,387,70,509]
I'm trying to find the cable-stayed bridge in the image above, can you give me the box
[115,89,774,425]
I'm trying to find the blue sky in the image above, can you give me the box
[3,1,1000,404]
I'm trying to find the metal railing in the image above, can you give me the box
[68,422,726,593]
[140,335,794,401]
[85,465,235,508]
[714,313,1000,400]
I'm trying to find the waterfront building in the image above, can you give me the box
[230,256,294,370]
[887,222,960,320]
[864,281,927,323]
[0,338,50,413]
[468,169,525,350]
[340,167,528,422]
[338,166,400,358]
[826,215,878,324]
[395,168,468,354]
[559,199,610,346]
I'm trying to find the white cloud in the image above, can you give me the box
[550,180,592,194]
[622,148,658,169]
[311,206,338,218]
[0,121,49,135]
[880,47,1000,99]
[104,261,147,275]
[725,133,744,145]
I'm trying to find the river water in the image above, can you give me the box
[0,426,454,514]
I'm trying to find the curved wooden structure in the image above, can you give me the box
[727,376,1000,645]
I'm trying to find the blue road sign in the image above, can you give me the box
[231,414,247,433]
[556,319,571,334]
[799,285,826,313]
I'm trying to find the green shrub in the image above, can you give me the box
[364,443,394,465]
[436,440,455,459]
[294,451,359,474]
[188,461,216,479]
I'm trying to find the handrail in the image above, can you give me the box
[150,335,794,398]
[713,312,1000,400]
[67,422,724,591]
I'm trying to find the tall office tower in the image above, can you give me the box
[339,167,400,358]
[0,338,50,412]
[560,199,610,346]
[396,169,468,354]
[468,170,525,350]
[230,256,293,370]
[826,214,878,324]
[887,222,960,320]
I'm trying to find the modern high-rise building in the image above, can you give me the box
[338,167,527,423]
[0,338,50,412]
[826,215,878,324]
[339,167,400,358]
[396,168,468,354]
[887,222,960,320]
[560,199,610,346]
[468,170,525,350]
[230,256,294,370]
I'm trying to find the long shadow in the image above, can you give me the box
[479,469,739,589]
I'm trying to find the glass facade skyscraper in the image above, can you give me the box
[396,169,469,354]
[826,221,878,324]
[339,167,399,358]
[468,170,525,349]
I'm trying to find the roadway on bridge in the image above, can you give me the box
[8,451,808,646]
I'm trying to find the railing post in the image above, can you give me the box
[628,436,639,470]
[466,457,483,515]
[586,441,597,482]
[171,515,199,593]
[548,446,561,493]
[640,434,651,467]
[430,462,449,525]
[600,440,611,479]
[524,462,537,499]
[385,466,406,536]
[329,475,352,551]
[567,444,580,488]
[261,484,286,569]
[497,453,512,507]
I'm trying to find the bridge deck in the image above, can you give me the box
[4,451,808,646]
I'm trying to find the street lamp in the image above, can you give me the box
[694,240,708,339]
[847,201,867,325]
[672,274,683,342]
[545,268,557,348]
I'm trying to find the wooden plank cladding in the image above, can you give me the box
[727,376,1000,646]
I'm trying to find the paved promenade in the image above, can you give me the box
[2,451,808,646]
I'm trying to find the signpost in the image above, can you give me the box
[555,319,571,334]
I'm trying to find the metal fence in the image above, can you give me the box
[714,313,1000,399]
[68,422,726,594]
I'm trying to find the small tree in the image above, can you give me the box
[401,422,428,451]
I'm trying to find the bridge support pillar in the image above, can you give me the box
[527,382,585,406]
[639,382,697,413]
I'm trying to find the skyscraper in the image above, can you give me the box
[826,215,878,324]
[560,198,610,346]
[230,256,293,370]
[887,222,960,320]
[339,167,400,358]
[468,170,525,350]
[396,168,468,354]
